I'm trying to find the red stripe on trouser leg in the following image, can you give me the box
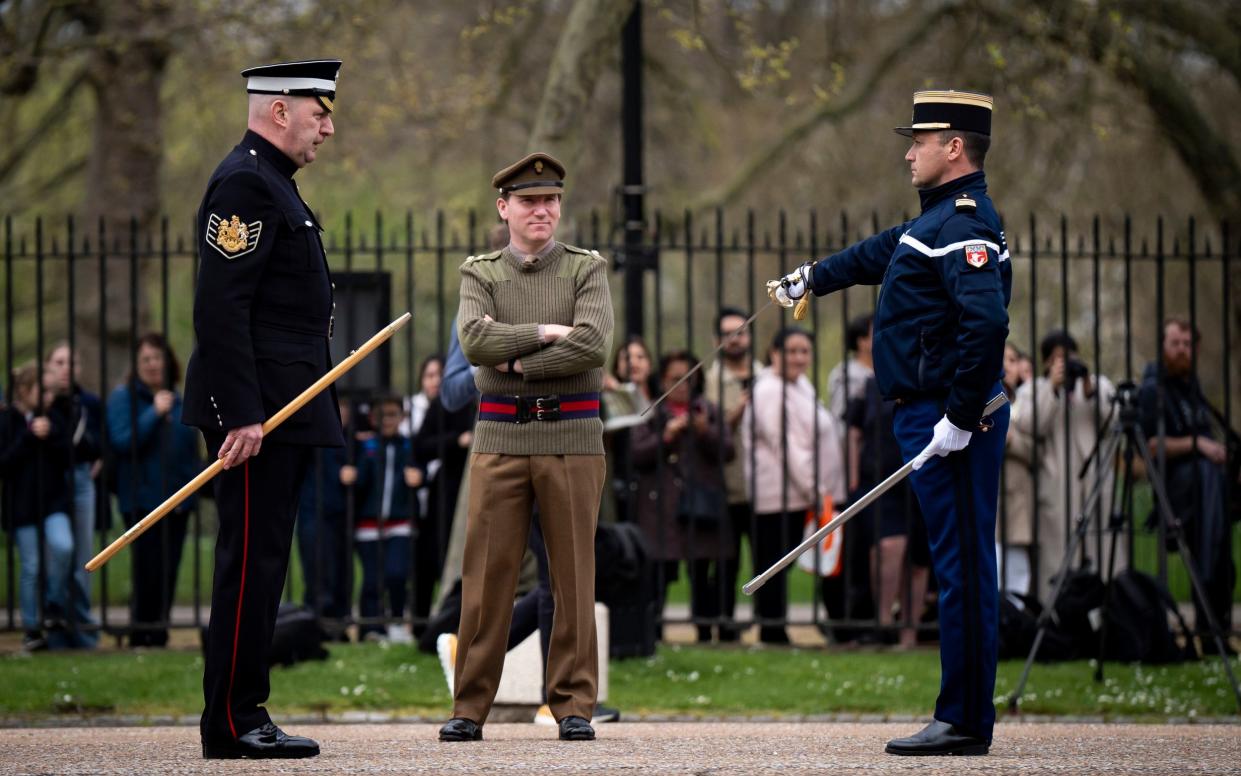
[225,461,251,739]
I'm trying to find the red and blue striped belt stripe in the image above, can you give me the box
[478,392,600,423]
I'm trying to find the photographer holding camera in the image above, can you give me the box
[1011,330,1122,605]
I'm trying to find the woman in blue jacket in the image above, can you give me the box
[107,333,203,647]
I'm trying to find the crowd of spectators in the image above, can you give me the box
[598,312,1236,650]
[3,312,1235,652]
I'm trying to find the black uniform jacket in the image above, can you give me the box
[182,130,344,448]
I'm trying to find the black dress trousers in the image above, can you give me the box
[200,436,311,743]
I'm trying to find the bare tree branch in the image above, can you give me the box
[0,66,87,180]
[1115,0,1241,84]
[690,0,963,211]
[527,0,638,162]
[0,155,87,217]
[974,0,1241,221]
[484,1,548,116]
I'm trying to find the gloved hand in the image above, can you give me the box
[911,415,973,470]
[766,262,814,308]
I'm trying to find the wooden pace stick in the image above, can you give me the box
[85,312,413,572]
[742,392,1009,596]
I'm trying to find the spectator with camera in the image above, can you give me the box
[1139,317,1237,652]
[1012,330,1120,605]
[631,350,734,642]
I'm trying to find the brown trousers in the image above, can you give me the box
[452,453,605,724]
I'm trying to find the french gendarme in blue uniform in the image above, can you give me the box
[182,59,343,760]
[806,91,1011,750]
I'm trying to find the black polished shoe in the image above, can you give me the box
[202,722,320,759]
[884,720,988,756]
[439,717,483,742]
[558,715,595,741]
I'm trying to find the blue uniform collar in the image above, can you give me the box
[242,129,299,179]
[917,169,986,213]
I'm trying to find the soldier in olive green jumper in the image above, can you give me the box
[439,153,614,743]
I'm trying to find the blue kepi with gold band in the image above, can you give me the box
[894,89,993,137]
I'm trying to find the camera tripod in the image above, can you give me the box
[1007,381,1241,713]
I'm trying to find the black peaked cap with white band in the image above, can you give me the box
[241,59,341,112]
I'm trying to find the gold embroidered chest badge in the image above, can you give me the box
[216,216,249,253]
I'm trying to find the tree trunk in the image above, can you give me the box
[526,0,638,166]
[78,0,173,389]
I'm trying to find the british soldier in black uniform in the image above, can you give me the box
[182,59,344,760]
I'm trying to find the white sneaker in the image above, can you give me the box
[386,623,414,644]
[533,704,556,726]
[533,703,621,725]
[592,704,621,723]
[436,633,458,694]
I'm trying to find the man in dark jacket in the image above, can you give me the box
[1,362,74,651]
[1139,318,1236,651]
[182,59,344,760]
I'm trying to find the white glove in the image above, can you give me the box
[911,415,973,470]
[766,263,813,308]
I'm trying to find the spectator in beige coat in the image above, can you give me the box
[743,327,846,643]
[1012,331,1122,605]
[998,343,1035,598]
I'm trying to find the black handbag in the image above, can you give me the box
[677,485,726,524]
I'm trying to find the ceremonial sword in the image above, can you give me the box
[642,293,810,417]
[742,391,1009,595]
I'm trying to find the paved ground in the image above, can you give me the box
[1,722,1238,775]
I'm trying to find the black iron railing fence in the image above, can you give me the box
[1,210,1237,648]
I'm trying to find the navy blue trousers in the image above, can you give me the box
[200,439,311,743]
[357,534,411,635]
[893,387,1008,742]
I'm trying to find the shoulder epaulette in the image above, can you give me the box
[955,196,978,213]
[562,243,605,259]
[557,244,606,281]
[464,249,503,263]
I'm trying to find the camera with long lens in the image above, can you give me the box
[1064,357,1089,393]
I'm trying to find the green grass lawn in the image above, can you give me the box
[1,643,1237,722]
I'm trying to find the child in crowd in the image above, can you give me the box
[341,395,424,642]
[296,397,355,633]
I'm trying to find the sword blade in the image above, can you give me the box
[641,298,776,417]
[741,392,1009,595]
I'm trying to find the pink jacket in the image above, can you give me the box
[742,370,846,515]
